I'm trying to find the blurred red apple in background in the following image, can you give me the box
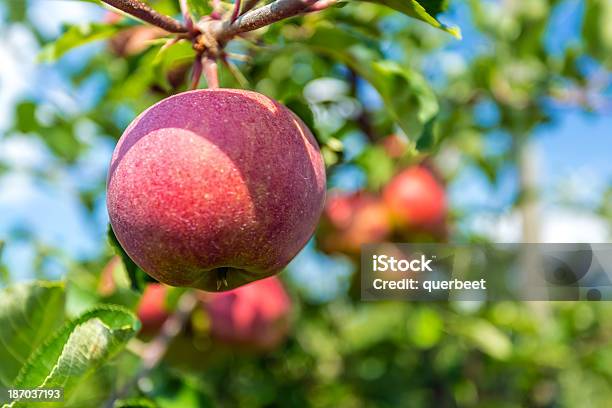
[382,166,447,235]
[205,277,292,351]
[381,134,408,158]
[319,191,392,255]
[103,11,123,25]
[137,283,170,334]
[98,255,121,296]
[109,25,166,57]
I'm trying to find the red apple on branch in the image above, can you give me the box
[107,89,326,292]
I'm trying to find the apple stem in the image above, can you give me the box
[204,56,220,89]
[216,267,229,290]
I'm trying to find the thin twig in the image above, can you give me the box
[220,0,319,39]
[179,0,195,33]
[204,57,220,88]
[160,37,180,53]
[231,0,242,23]
[191,56,204,90]
[223,57,249,88]
[225,52,251,62]
[100,0,187,33]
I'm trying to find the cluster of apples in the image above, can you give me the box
[135,277,292,352]
[319,163,447,257]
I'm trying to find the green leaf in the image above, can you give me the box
[10,305,140,405]
[39,23,121,62]
[582,0,612,68]
[108,226,147,292]
[354,0,461,38]
[366,60,439,141]
[0,281,66,388]
[114,397,160,408]
[355,145,395,189]
[14,102,39,133]
[0,242,7,285]
[463,320,512,360]
[186,0,213,20]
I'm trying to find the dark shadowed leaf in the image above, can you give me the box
[108,226,148,292]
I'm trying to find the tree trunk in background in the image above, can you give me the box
[517,139,549,314]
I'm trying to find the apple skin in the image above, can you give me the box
[382,166,447,233]
[319,191,392,255]
[137,283,170,334]
[205,276,291,351]
[107,89,326,292]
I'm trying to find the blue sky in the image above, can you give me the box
[0,0,609,287]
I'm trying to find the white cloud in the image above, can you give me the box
[0,136,52,170]
[470,208,609,243]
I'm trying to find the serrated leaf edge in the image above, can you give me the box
[13,304,140,388]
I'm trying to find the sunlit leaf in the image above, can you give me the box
[114,397,159,408]
[39,23,122,62]
[353,0,461,38]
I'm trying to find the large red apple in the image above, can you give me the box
[205,276,291,351]
[319,191,391,255]
[382,166,446,233]
[107,89,326,292]
[137,283,170,334]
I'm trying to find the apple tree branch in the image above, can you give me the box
[100,0,188,33]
